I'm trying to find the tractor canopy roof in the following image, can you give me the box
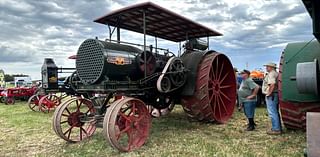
[94,2,222,42]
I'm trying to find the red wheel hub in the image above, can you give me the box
[68,112,85,127]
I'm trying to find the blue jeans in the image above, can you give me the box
[266,93,282,131]
[243,101,256,118]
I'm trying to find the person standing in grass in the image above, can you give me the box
[238,70,260,131]
[262,63,282,135]
[234,67,243,111]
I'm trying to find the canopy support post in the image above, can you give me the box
[185,32,189,41]
[207,36,210,50]
[107,25,117,41]
[178,42,181,57]
[116,16,121,43]
[155,37,158,54]
[143,10,147,78]
[117,27,120,43]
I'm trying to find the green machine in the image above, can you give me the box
[279,0,320,156]
[279,0,320,130]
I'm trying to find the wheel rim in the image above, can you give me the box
[28,95,40,111]
[103,97,151,152]
[53,97,96,142]
[39,94,61,113]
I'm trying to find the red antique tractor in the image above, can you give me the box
[0,86,37,105]
[51,2,236,152]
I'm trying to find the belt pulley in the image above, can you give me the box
[157,57,187,93]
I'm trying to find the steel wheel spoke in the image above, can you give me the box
[127,132,134,150]
[218,61,225,80]
[65,108,71,114]
[215,56,219,78]
[61,120,68,124]
[218,95,228,114]
[220,85,232,89]
[131,103,136,115]
[136,115,145,122]
[119,112,131,121]
[220,91,231,102]
[210,67,216,80]
[212,95,217,114]
[209,93,214,102]
[80,127,88,139]
[121,105,131,114]
[62,113,69,117]
[79,128,83,141]
[85,108,92,114]
[116,125,131,140]
[64,126,74,139]
[219,72,229,84]
[216,96,222,119]
[76,100,82,112]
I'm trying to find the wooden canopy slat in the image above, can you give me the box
[94,2,222,42]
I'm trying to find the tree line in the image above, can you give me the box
[4,74,29,82]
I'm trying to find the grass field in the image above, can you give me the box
[0,101,305,157]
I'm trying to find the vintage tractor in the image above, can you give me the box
[279,0,320,130]
[27,58,77,113]
[52,2,236,152]
[278,0,320,155]
[0,86,37,105]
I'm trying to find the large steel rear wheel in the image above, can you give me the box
[103,97,151,152]
[181,52,237,123]
[53,97,96,142]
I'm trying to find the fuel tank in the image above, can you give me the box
[76,39,148,84]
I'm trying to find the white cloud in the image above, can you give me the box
[0,0,314,79]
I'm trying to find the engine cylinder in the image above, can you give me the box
[76,39,145,85]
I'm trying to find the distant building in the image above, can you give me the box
[14,76,32,87]
[0,69,4,88]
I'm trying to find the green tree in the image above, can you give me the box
[4,74,28,82]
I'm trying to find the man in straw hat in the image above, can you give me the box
[262,62,282,135]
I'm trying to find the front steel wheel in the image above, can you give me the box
[103,97,151,152]
[53,97,96,142]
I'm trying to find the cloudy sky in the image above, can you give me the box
[0,0,314,80]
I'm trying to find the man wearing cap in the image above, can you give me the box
[262,62,282,135]
[238,70,260,131]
